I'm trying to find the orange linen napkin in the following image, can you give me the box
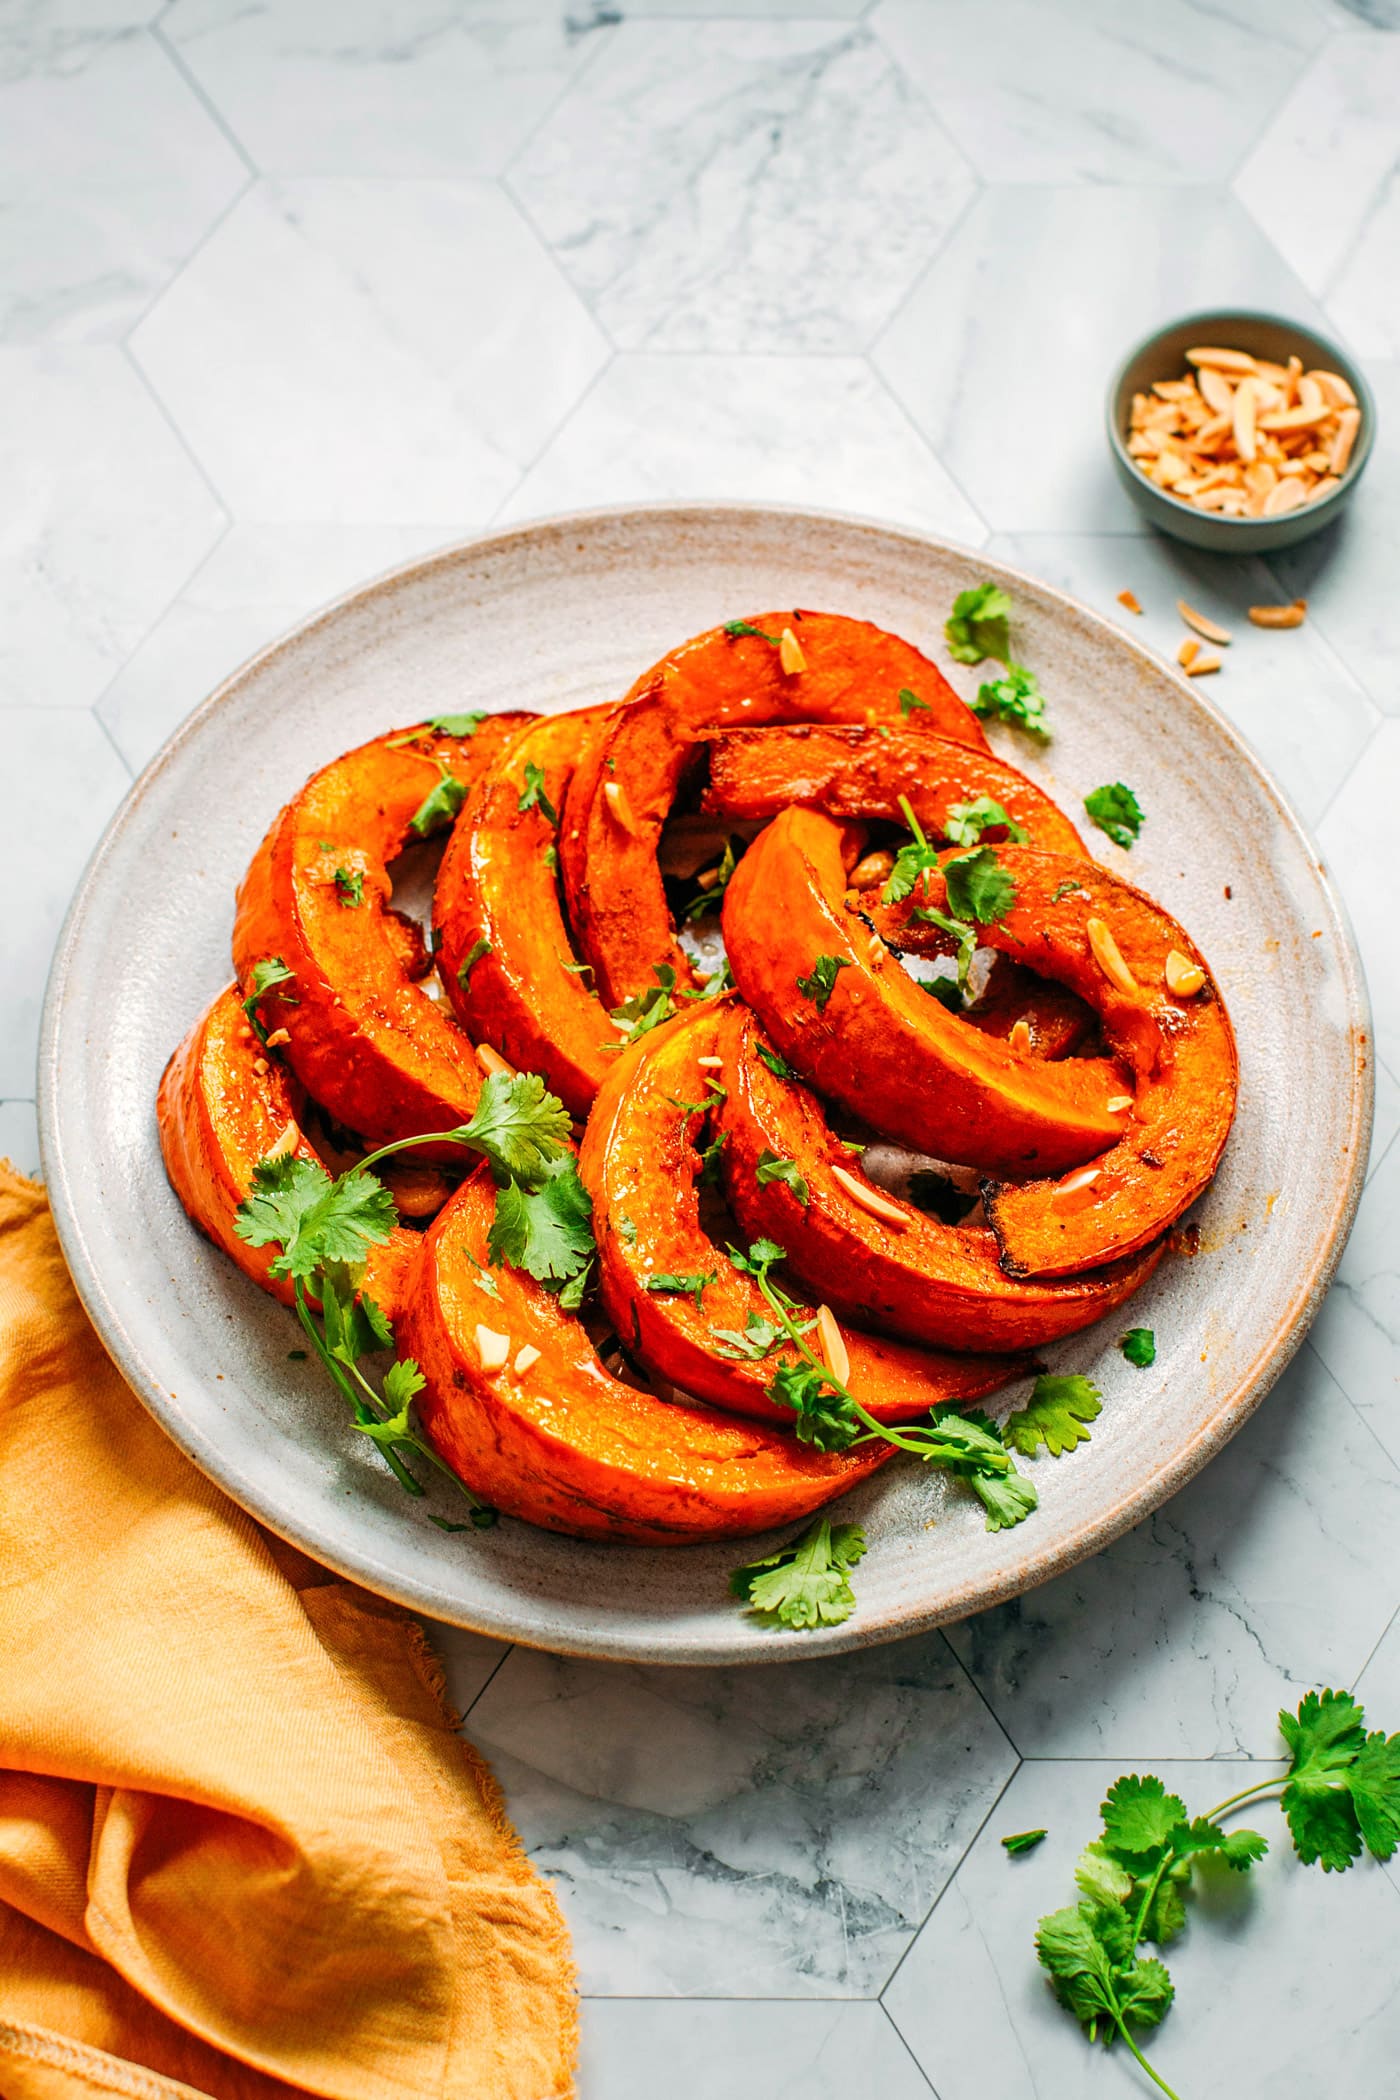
[0,1166,576,2100]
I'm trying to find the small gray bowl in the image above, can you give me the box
[1107,308,1375,552]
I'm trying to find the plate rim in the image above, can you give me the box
[37,499,1375,1663]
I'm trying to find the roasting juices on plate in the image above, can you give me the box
[158,592,1235,1632]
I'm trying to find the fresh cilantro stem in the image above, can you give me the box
[1114,2027,1180,2100]
[292,1278,422,1497]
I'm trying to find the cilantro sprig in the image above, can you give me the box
[682,839,738,922]
[973,664,1050,738]
[731,1517,867,1631]
[943,796,1028,848]
[723,619,782,645]
[945,582,1012,666]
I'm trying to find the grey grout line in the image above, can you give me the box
[501,5,621,189]
[879,2000,944,2096]
[90,707,137,785]
[1352,1602,1400,1693]
[1301,1333,1400,1483]
[150,15,261,179]
[481,344,620,529]
[937,1626,1025,1764]
[457,1639,517,1722]
[876,1757,1021,2003]
[861,350,993,547]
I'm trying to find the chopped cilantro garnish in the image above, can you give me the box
[333,866,364,908]
[1002,1829,1047,1856]
[646,1271,716,1312]
[943,845,1017,926]
[1002,1373,1102,1458]
[410,760,467,837]
[973,664,1049,737]
[945,582,1012,666]
[756,1150,809,1206]
[730,1517,867,1631]
[795,954,849,1011]
[1121,1327,1156,1367]
[898,686,930,717]
[242,957,296,1044]
[756,1042,797,1081]
[456,936,491,985]
[518,760,558,826]
[1084,781,1145,849]
[683,839,738,921]
[944,796,1028,848]
[723,619,782,644]
[611,964,679,1044]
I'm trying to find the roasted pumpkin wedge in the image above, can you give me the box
[577,1003,1026,1424]
[867,847,1238,1275]
[714,1008,1163,1351]
[722,807,1125,1178]
[702,724,1086,857]
[969,955,1096,1061]
[559,611,986,1009]
[435,708,618,1118]
[396,1171,889,1544]
[157,984,414,1318]
[232,715,531,1151]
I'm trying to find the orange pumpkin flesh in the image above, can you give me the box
[397,1172,888,1545]
[577,1003,1026,1425]
[867,848,1238,1276]
[435,709,618,1118]
[722,807,1125,1179]
[702,724,1087,857]
[232,716,530,1150]
[559,612,987,1009]
[714,1008,1163,1352]
[157,984,414,1318]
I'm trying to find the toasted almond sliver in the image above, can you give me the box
[603,776,636,832]
[476,1041,517,1079]
[1232,377,1258,464]
[1297,375,1324,414]
[696,1054,724,1070]
[1310,369,1357,409]
[1177,599,1232,645]
[1196,367,1234,415]
[1008,1019,1032,1055]
[1185,650,1223,676]
[1165,949,1206,997]
[1187,346,1259,374]
[830,1161,910,1230]
[1263,476,1308,516]
[266,1121,299,1160]
[1106,1094,1134,1113]
[265,1026,291,1048]
[1086,916,1137,996]
[1243,460,1276,498]
[1307,475,1343,504]
[815,1305,851,1386]
[778,625,808,676]
[475,1325,511,1373]
[513,1344,541,1376]
[1258,404,1330,434]
[1248,601,1307,629]
[1152,378,1197,401]
[1053,1165,1102,1206]
[1329,406,1361,476]
[1177,636,1200,669]
[1117,588,1143,614]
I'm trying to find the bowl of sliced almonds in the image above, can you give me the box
[1107,309,1374,551]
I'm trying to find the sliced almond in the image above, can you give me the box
[476,1041,518,1079]
[1176,599,1232,645]
[830,1161,910,1230]
[1053,1165,1102,1208]
[696,1054,725,1070]
[1243,460,1277,498]
[1106,1094,1134,1114]
[778,625,808,676]
[1185,650,1223,676]
[1248,601,1307,629]
[1196,366,1235,415]
[1231,377,1258,465]
[1306,475,1342,504]
[1309,369,1357,409]
[1117,588,1143,615]
[1086,916,1137,996]
[815,1305,850,1386]
[1329,406,1361,476]
[849,847,895,890]
[1165,949,1206,997]
[1152,378,1197,402]
[1263,476,1308,516]
[695,862,723,891]
[513,1344,541,1376]
[475,1325,511,1374]
[603,776,637,832]
[266,1121,299,1160]
[1186,346,1259,374]
[1297,374,1324,414]
[265,1026,291,1048]
[1177,636,1200,670]
[1008,1019,1032,1055]
[1258,404,1330,434]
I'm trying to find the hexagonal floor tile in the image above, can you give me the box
[985,532,1378,829]
[873,0,1327,184]
[508,19,975,352]
[425,1623,510,1717]
[499,353,986,543]
[1372,1059,1400,1182]
[0,1101,40,1180]
[0,23,246,341]
[883,1757,1400,2100]
[579,2000,932,2099]
[944,1344,1400,1760]
[1355,1607,1400,1721]
[1309,1129,1400,1471]
[873,188,1327,534]
[130,179,609,523]
[161,0,614,177]
[1316,718,1400,1049]
[0,709,131,1097]
[0,347,225,712]
[465,1635,1016,1997]
[1265,362,1400,713]
[1235,31,1400,355]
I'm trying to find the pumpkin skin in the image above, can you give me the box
[868,849,1238,1276]
[558,611,986,1009]
[714,1008,1163,1352]
[232,715,531,1151]
[722,806,1126,1179]
[156,983,414,1319]
[397,1172,889,1545]
[435,708,618,1118]
[701,723,1087,858]
[577,1002,1028,1424]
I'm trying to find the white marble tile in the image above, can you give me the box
[130,178,608,523]
[0,710,131,1098]
[422,1622,509,1716]
[885,1757,1400,2100]
[627,0,868,12]
[98,522,445,771]
[0,1100,40,1180]
[161,0,616,178]
[1265,361,1400,714]
[1354,1608,1400,1717]
[1371,1056,1400,1183]
[1308,1125,1400,1469]
[986,531,1378,830]
[0,21,246,343]
[945,1345,1400,1760]
[467,1635,1015,1998]
[579,2000,930,2100]
[508,19,975,352]
[873,187,1328,534]
[498,353,986,543]
[1315,719,1400,1051]
[0,348,225,711]
[874,0,1327,185]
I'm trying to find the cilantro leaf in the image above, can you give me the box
[1349,1729,1400,1862]
[723,619,782,645]
[557,1259,592,1312]
[1279,1689,1399,1870]
[910,900,979,992]
[234,1155,397,1283]
[767,1359,858,1452]
[334,865,364,908]
[1121,1327,1156,1367]
[320,1263,393,1368]
[1075,1842,1134,1908]
[242,956,296,1043]
[1035,1903,1124,2034]
[1050,877,1087,906]
[611,963,679,1043]
[943,845,1017,925]
[712,1310,807,1362]
[1100,1775,1190,1865]
[970,1465,1040,1531]
[943,796,1028,848]
[683,838,738,921]
[487,1161,594,1283]
[461,1069,573,1186]
[1085,782,1145,850]
[1002,1829,1047,1855]
[756,1150,809,1206]
[795,954,849,1010]
[898,686,930,717]
[756,1042,797,1081]
[646,1270,716,1312]
[1116,1957,1174,2032]
[428,711,485,737]
[518,760,559,826]
[457,936,491,984]
[730,1517,866,1630]
[945,582,1012,666]
[410,760,467,837]
[972,663,1049,738]
[617,1211,638,1245]
[1002,1373,1102,1458]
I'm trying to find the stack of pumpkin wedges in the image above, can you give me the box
[158,611,1236,1546]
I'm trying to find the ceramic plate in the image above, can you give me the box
[39,505,1372,1664]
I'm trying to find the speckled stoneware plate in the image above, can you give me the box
[39,505,1372,1664]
